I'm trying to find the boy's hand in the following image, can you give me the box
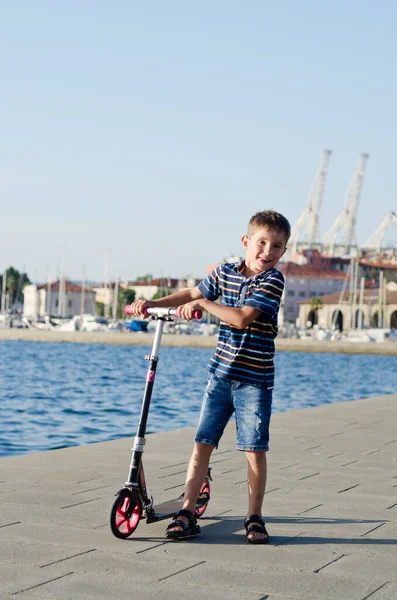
[128,299,154,317]
[177,300,202,320]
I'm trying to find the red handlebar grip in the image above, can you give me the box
[175,309,202,319]
[124,305,134,315]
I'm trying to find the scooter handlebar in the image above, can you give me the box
[175,308,202,320]
[124,305,202,320]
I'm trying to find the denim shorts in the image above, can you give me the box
[195,374,273,451]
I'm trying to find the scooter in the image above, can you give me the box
[109,306,212,539]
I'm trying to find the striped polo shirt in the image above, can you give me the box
[198,260,285,389]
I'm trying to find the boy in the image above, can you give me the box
[129,210,290,543]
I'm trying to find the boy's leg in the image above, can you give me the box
[167,374,233,535]
[245,450,268,542]
[234,382,272,542]
[246,450,268,514]
[183,442,215,512]
[166,442,214,533]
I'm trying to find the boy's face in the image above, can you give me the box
[242,227,287,274]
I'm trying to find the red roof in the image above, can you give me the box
[37,280,93,293]
[359,260,397,270]
[130,278,179,287]
[279,262,347,280]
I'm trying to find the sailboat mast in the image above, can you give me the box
[351,259,359,329]
[47,271,51,316]
[104,252,109,318]
[358,277,365,329]
[81,267,86,316]
[378,271,384,328]
[112,276,119,320]
[1,268,6,313]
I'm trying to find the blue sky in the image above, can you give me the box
[1,1,396,283]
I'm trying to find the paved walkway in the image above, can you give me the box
[1,394,396,599]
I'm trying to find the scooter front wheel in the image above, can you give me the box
[110,494,142,539]
[195,478,211,519]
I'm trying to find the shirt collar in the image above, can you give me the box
[233,260,275,280]
[233,259,245,274]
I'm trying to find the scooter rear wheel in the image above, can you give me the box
[195,479,211,518]
[110,494,142,539]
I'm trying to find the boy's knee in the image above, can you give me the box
[193,442,215,460]
[194,442,215,456]
[245,449,267,463]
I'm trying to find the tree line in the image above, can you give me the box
[0,267,31,311]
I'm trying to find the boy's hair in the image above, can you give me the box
[248,210,291,242]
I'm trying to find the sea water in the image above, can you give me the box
[0,340,396,457]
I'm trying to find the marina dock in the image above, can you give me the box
[1,393,396,599]
[1,327,397,354]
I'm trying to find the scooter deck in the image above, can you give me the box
[146,493,208,523]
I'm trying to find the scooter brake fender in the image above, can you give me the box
[115,486,137,498]
[115,487,141,519]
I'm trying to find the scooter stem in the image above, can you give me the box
[125,316,166,486]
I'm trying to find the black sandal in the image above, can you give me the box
[166,509,201,540]
[244,514,269,544]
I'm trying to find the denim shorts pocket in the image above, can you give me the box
[206,373,221,392]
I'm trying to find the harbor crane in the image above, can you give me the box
[362,211,397,252]
[287,149,332,256]
[322,153,369,256]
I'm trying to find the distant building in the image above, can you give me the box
[278,262,346,324]
[298,285,397,331]
[357,259,397,283]
[279,250,397,324]
[92,282,120,317]
[93,285,114,308]
[126,278,180,301]
[23,281,96,319]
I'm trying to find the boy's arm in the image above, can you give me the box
[128,286,204,316]
[179,298,260,329]
[202,300,260,329]
[152,286,204,307]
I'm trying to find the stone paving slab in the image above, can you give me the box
[0,393,396,599]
